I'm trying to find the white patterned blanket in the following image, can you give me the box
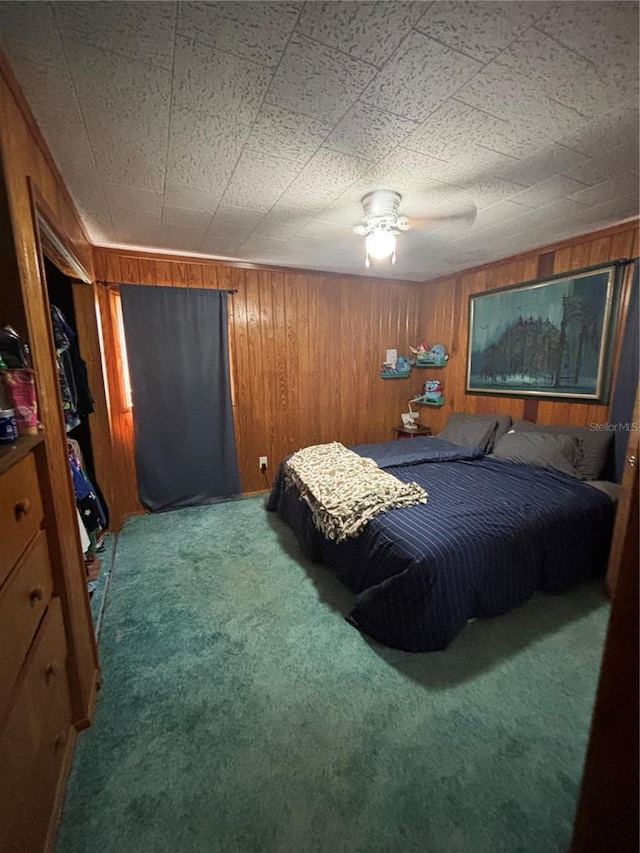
[283,441,428,542]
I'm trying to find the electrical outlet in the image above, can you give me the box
[259,456,268,470]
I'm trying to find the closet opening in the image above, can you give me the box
[43,256,104,509]
[42,252,110,589]
[30,192,113,618]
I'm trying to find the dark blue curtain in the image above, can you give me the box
[607,260,639,483]
[120,285,241,511]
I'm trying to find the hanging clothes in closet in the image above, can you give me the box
[68,437,104,589]
[68,437,106,546]
[50,303,106,585]
[50,303,94,432]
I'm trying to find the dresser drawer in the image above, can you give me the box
[0,529,54,725]
[6,716,74,853]
[0,597,71,853]
[0,452,44,589]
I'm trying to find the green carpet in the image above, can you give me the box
[57,497,609,853]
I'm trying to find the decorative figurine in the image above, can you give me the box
[411,342,449,366]
[409,342,430,361]
[423,379,443,402]
[429,344,448,364]
[380,355,412,378]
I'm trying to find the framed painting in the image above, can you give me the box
[466,264,622,402]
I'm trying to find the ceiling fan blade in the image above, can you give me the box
[352,224,370,236]
[409,204,478,230]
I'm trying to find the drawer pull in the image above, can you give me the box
[14,499,31,520]
[30,585,45,607]
[45,660,59,684]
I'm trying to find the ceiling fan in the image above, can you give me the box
[351,189,477,268]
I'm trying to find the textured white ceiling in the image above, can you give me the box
[0,1,638,282]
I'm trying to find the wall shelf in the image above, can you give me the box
[415,397,446,407]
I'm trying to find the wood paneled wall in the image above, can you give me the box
[417,221,639,434]
[0,54,100,722]
[95,220,638,520]
[93,248,424,508]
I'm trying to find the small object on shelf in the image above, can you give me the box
[422,379,443,404]
[0,325,30,369]
[410,342,430,359]
[410,379,444,407]
[0,407,18,445]
[1,368,39,435]
[380,354,411,378]
[414,343,449,367]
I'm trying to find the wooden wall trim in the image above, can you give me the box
[95,219,639,291]
[93,245,422,288]
[423,219,639,290]
[32,185,92,284]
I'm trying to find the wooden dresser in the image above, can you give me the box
[0,436,77,852]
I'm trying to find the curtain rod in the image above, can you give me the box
[96,280,238,294]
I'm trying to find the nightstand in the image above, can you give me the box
[393,424,432,440]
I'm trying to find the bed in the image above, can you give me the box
[267,414,618,652]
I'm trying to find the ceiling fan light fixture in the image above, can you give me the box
[365,229,396,261]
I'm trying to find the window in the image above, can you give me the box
[110,289,133,410]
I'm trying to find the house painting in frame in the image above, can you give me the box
[467,265,622,403]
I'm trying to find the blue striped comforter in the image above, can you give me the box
[267,438,615,651]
